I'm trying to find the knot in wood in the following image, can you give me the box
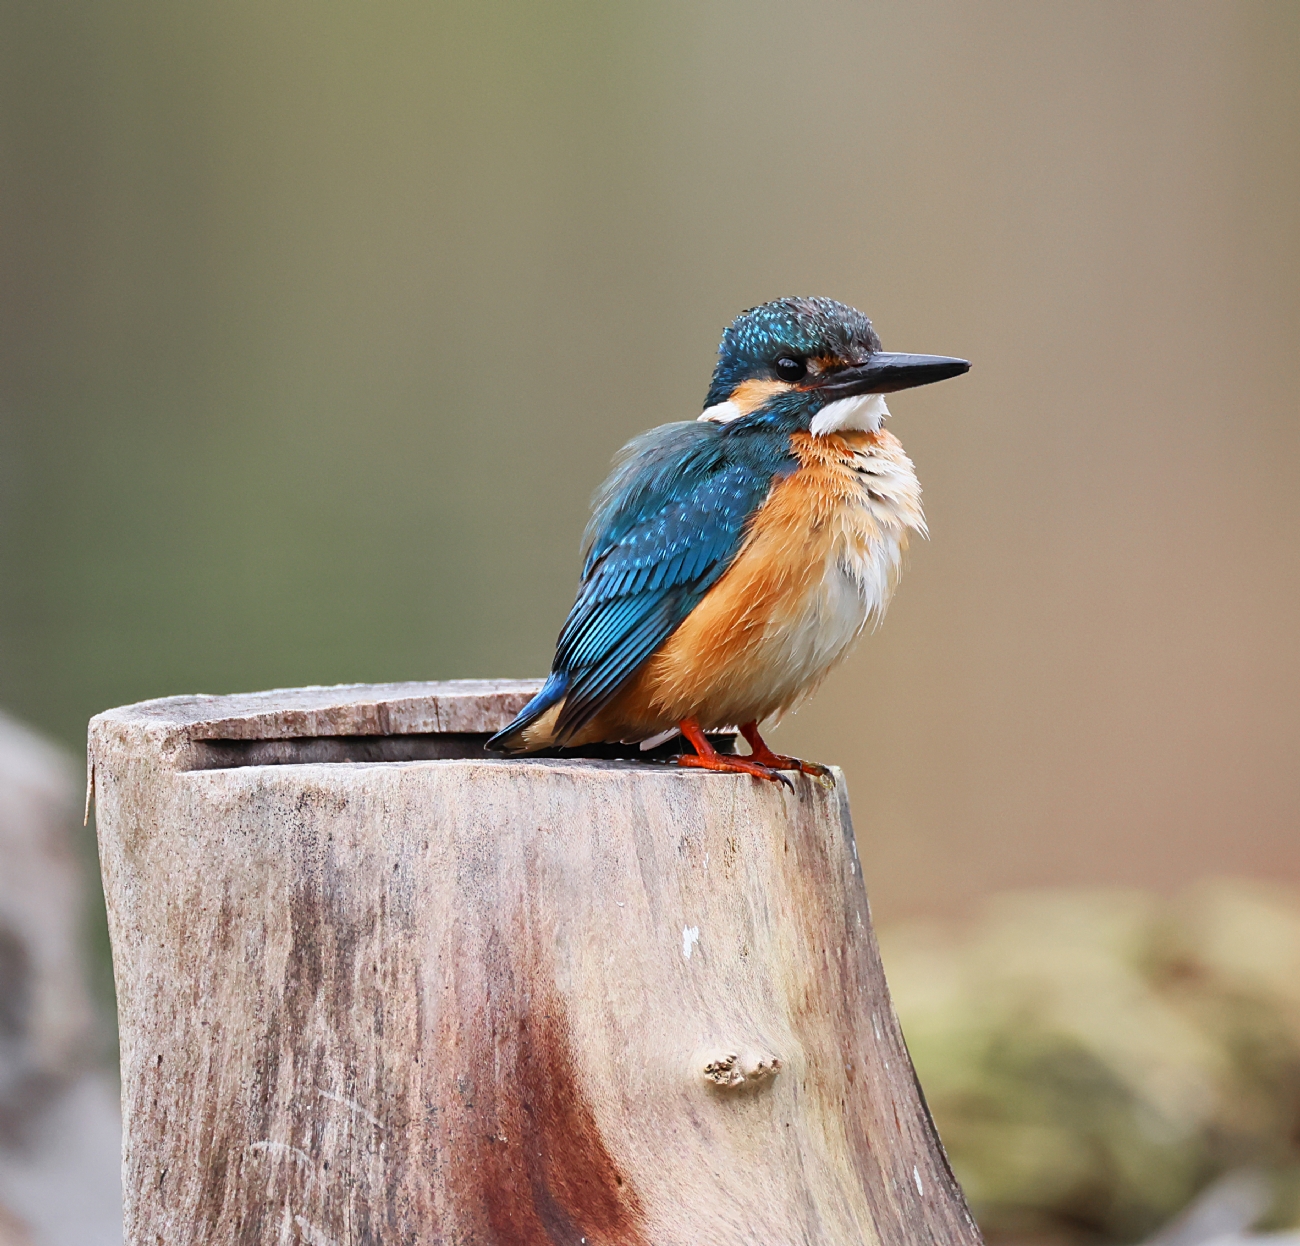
[701,1049,783,1090]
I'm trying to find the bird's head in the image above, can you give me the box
[700,296,968,435]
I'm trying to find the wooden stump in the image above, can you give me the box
[89,681,980,1246]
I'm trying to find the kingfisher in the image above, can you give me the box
[487,296,968,786]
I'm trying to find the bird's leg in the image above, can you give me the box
[739,721,833,783]
[676,718,793,789]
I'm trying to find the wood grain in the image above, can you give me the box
[90,680,980,1246]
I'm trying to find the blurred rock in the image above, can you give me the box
[0,711,98,1133]
[1144,1170,1273,1246]
[881,883,1300,1246]
[0,1202,33,1246]
[1142,1170,1300,1246]
[0,1073,121,1246]
[0,710,120,1246]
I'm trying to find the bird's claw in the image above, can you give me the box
[784,759,836,791]
[677,753,794,790]
[745,750,835,789]
[781,757,833,782]
[734,724,833,789]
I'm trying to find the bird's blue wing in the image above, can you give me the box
[548,419,793,742]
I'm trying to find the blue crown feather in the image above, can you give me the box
[704,296,880,408]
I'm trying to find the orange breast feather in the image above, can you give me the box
[582,429,924,740]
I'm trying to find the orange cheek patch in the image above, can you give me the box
[728,378,793,414]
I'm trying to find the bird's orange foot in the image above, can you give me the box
[676,718,793,789]
[740,723,835,787]
[677,749,793,790]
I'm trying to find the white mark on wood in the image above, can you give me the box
[294,1213,338,1246]
[914,1166,924,1197]
[682,926,700,959]
[317,1086,384,1130]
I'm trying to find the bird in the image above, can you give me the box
[486,296,969,786]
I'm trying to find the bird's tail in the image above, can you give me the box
[484,672,569,754]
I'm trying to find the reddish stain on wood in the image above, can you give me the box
[447,986,647,1246]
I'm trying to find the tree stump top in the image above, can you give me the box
[91,681,981,1246]
[90,678,541,754]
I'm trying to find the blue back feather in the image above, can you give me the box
[533,419,795,742]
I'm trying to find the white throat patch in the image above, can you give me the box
[700,390,892,434]
[809,392,891,436]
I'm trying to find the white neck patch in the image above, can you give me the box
[809,392,891,436]
[698,399,743,424]
[701,390,892,433]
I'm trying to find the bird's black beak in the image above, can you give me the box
[816,352,970,397]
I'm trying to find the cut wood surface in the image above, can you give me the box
[90,680,981,1246]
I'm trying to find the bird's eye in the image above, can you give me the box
[774,356,807,382]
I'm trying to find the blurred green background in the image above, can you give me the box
[887,881,1300,1244]
[5,0,1297,921]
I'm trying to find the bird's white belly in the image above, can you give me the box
[753,515,905,717]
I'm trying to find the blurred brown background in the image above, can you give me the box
[2,0,1297,923]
